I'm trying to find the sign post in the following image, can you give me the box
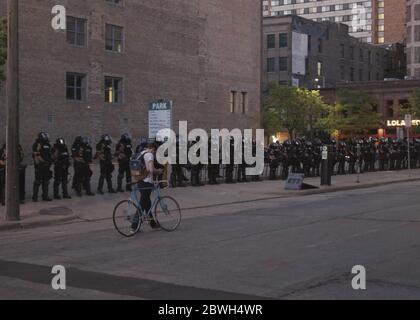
[148,100,173,141]
[5,0,20,221]
[148,100,173,183]
[405,114,412,177]
[356,143,361,183]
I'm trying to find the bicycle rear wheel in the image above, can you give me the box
[113,200,142,237]
[154,196,182,231]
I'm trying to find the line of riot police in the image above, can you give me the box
[264,137,420,180]
[2,134,420,205]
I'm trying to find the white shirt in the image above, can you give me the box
[141,150,154,184]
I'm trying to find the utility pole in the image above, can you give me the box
[5,0,20,221]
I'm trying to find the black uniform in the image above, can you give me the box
[115,134,133,192]
[32,133,53,202]
[225,137,235,184]
[207,137,220,185]
[96,134,116,194]
[72,137,95,197]
[189,139,204,187]
[0,144,25,205]
[52,139,71,199]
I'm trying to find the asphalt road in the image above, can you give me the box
[1,181,420,300]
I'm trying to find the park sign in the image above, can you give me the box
[386,119,420,128]
[148,100,173,141]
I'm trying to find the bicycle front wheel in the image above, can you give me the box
[154,196,182,232]
[113,200,142,237]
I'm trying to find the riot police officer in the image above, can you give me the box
[115,133,133,192]
[207,137,220,185]
[171,136,187,187]
[225,137,235,184]
[32,132,53,202]
[237,139,248,182]
[72,136,95,197]
[96,134,116,194]
[52,138,71,200]
[189,138,204,187]
[0,144,25,205]
[268,143,280,180]
[0,144,5,206]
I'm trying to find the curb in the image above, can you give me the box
[0,214,78,232]
[1,176,419,231]
[179,176,420,211]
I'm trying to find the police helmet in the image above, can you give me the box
[82,137,90,145]
[121,133,131,143]
[101,134,112,144]
[38,132,49,142]
[56,138,65,145]
[74,136,83,145]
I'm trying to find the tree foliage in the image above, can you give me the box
[263,82,327,139]
[0,17,6,86]
[317,89,384,136]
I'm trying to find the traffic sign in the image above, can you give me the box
[405,114,412,128]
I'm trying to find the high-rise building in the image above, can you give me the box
[407,0,420,78]
[262,0,406,44]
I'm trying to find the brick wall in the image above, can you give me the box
[0,0,262,155]
[384,0,406,44]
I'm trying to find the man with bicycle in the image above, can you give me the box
[131,142,163,231]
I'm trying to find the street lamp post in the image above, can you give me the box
[5,0,20,221]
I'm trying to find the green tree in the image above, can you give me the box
[263,82,327,139]
[0,17,6,86]
[318,89,383,137]
[298,88,328,139]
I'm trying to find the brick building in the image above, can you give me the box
[320,79,420,137]
[407,0,420,78]
[262,0,406,45]
[263,15,395,89]
[0,0,262,153]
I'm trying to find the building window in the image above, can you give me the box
[340,65,345,80]
[105,24,123,52]
[105,76,123,104]
[279,33,288,48]
[241,92,247,114]
[308,35,312,52]
[230,91,237,113]
[386,100,394,117]
[279,57,288,71]
[267,58,275,73]
[340,44,345,58]
[66,17,87,47]
[66,73,86,101]
[318,38,323,53]
[350,46,354,60]
[106,0,123,5]
[350,67,354,81]
[317,61,323,77]
[267,34,275,49]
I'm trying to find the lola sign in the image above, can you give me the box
[386,119,420,127]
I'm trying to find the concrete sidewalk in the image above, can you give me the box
[1,168,420,231]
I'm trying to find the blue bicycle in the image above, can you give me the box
[113,180,182,237]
